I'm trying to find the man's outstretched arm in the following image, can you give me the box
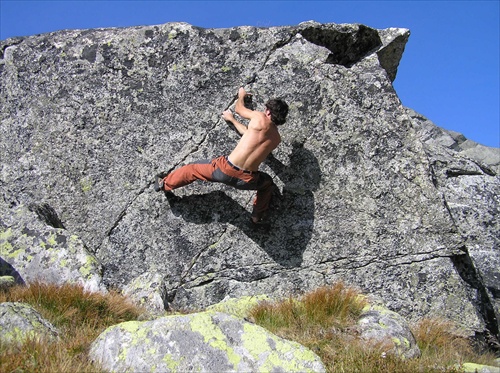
[222,110,247,136]
[235,87,255,120]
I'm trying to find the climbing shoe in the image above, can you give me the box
[154,173,169,192]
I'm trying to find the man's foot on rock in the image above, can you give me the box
[154,173,169,192]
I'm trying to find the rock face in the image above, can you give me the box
[409,108,500,175]
[89,311,326,372]
[407,109,500,346]
[1,21,498,348]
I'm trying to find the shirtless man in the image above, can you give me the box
[154,87,289,225]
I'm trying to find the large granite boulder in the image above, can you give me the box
[1,21,498,348]
[89,311,326,372]
[0,204,105,292]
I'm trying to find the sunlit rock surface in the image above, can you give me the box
[1,21,498,346]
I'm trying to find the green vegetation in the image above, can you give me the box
[79,177,92,193]
[0,281,496,372]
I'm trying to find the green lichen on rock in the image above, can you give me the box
[162,353,182,372]
[79,177,93,193]
[241,321,320,372]
[1,228,15,257]
[0,302,59,345]
[0,227,13,241]
[78,254,99,278]
[189,311,241,368]
[46,233,58,247]
[462,362,500,373]
[357,304,421,359]
[90,311,326,372]
[206,294,270,319]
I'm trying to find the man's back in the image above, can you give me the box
[228,111,281,171]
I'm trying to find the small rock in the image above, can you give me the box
[356,304,421,359]
[0,204,106,293]
[0,302,59,344]
[122,272,167,316]
[0,276,15,291]
[462,362,500,373]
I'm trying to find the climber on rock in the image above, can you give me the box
[154,87,289,228]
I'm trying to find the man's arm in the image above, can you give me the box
[234,87,255,120]
[222,110,247,136]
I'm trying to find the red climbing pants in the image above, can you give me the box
[162,156,275,220]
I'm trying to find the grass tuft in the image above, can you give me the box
[0,282,144,372]
[412,318,497,367]
[249,282,367,338]
[249,283,497,373]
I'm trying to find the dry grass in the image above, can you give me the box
[1,281,497,372]
[250,282,366,334]
[414,318,472,357]
[412,318,497,367]
[0,282,144,373]
[249,282,497,373]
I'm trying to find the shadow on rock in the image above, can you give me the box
[165,143,321,268]
[0,257,26,286]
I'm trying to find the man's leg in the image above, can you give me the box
[157,159,215,191]
[207,157,277,222]
[250,172,276,223]
[156,156,277,224]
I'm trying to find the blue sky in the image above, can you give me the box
[1,1,499,148]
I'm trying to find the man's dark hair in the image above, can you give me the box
[265,99,289,126]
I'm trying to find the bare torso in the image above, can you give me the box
[228,111,281,171]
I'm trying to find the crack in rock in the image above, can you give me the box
[96,182,152,253]
[259,32,297,70]
[99,112,223,252]
[451,251,500,347]
[170,226,231,302]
